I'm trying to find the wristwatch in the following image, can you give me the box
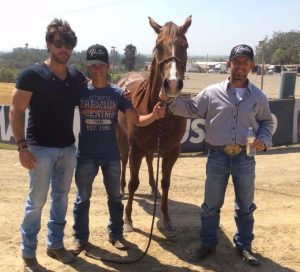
[17,144,29,152]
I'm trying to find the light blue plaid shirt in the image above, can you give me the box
[169,79,274,147]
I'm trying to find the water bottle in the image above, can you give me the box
[246,127,256,157]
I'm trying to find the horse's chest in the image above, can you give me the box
[133,116,186,152]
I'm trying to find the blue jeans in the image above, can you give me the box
[21,145,76,258]
[73,157,123,243]
[200,148,256,250]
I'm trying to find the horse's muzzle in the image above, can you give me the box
[163,79,183,97]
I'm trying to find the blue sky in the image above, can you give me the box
[1,0,298,56]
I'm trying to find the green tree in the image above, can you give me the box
[272,48,290,65]
[0,67,18,82]
[123,44,136,71]
[135,53,152,71]
[256,31,300,64]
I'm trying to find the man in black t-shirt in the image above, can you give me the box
[9,18,86,271]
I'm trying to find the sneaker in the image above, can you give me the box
[22,257,43,272]
[191,245,216,262]
[46,247,75,263]
[236,248,261,266]
[109,237,130,250]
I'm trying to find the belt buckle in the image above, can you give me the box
[224,144,241,156]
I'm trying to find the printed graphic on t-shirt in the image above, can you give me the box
[80,95,117,131]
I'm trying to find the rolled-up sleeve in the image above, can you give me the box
[169,89,208,119]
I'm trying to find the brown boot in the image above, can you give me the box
[236,248,261,266]
[71,241,88,256]
[46,247,75,263]
[191,245,216,262]
[23,257,43,272]
[109,237,130,250]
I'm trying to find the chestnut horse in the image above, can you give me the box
[117,16,192,231]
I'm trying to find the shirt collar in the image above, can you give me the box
[225,77,253,94]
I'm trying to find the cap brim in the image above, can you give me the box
[87,60,108,66]
[230,54,253,61]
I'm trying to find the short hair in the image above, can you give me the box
[45,18,77,48]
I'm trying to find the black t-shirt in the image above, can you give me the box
[16,62,86,147]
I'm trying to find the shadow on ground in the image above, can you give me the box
[127,194,296,272]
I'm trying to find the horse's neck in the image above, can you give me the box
[147,58,162,108]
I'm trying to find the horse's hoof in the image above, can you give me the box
[124,222,134,232]
[151,188,161,199]
[157,221,176,239]
[156,219,175,232]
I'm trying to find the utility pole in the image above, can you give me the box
[25,43,29,69]
[206,53,208,73]
[111,46,116,73]
[259,41,265,90]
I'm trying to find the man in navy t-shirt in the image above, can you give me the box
[9,18,86,271]
[72,44,165,253]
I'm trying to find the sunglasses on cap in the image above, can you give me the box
[53,39,74,50]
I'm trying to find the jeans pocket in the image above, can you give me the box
[28,145,42,151]
[208,148,220,157]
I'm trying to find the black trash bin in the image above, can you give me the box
[279,71,296,99]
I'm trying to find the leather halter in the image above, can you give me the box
[156,55,186,71]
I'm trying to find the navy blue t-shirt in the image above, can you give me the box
[16,62,86,147]
[77,82,132,159]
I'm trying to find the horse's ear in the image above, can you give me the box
[148,17,162,34]
[180,15,192,34]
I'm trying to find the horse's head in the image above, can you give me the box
[149,16,192,98]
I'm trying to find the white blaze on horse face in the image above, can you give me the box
[169,45,177,80]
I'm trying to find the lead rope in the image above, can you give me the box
[84,117,163,264]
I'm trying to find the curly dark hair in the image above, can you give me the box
[45,18,77,48]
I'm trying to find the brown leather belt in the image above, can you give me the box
[209,144,246,156]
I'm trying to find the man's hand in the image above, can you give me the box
[153,101,166,119]
[122,87,131,101]
[252,139,266,152]
[19,150,37,170]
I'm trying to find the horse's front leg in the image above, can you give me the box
[145,153,161,198]
[124,144,144,232]
[157,145,181,232]
[116,124,129,196]
[120,151,128,196]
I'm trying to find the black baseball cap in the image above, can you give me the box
[86,44,109,65]
[229,44,254,61]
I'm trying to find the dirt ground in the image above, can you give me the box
[0,145,299,272]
